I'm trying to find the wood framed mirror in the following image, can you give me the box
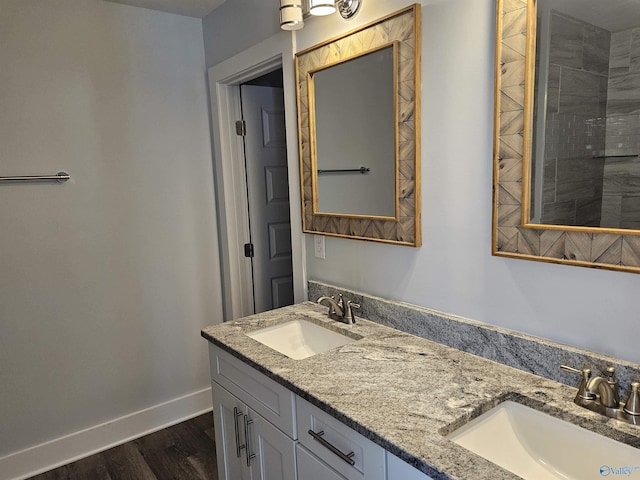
[295,4,421,246]
[493,0,640,272]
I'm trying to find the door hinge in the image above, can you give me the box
[244,243,254,258]
[235,120,246,136]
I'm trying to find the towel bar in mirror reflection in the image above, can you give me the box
[317,167,370,174]
[0,172,70,183]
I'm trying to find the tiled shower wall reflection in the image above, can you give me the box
[603,27,640,228]
[541,13,640,228]
[541,12,609,226]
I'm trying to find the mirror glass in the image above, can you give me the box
[530,0,640,229]
[312,46,396,217]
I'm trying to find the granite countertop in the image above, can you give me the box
[201,302,640,480]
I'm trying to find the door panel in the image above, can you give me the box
[265,166,290,203]
[271,275,294,309]
[268,223,292,260]
[261,108,286,147]
[248,411,296,480]
[240,84,293,314]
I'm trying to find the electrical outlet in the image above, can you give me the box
[314,235,326,259]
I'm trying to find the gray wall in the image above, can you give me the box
[203,1,640,362]
[0,0,222,459]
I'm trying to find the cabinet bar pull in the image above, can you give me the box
[244,415,256,466]
[233,407,245,458]
[308,429,356,466]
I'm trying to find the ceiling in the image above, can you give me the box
[104,0,227,18]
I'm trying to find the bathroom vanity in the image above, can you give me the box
[208,343,421,480]
[202,300,640,480]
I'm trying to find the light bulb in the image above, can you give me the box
[309,0,336,16]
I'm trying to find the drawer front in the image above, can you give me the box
[296,397,385,480]
[296,444,348,480]
[209,344,296,438]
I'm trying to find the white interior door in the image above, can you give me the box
[240,84,294,313]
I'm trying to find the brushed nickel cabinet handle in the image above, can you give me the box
[233,407,245,458]
[244,415,256,467]
[308,429,355,466]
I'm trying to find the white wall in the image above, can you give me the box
[0,0,222,464]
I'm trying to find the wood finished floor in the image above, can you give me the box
[28,413,218,480]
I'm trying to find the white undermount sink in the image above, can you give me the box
[246,319,359,360]
[447,401,640,479]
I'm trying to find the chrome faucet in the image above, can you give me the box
[317,293,360,325]
[561,365,640,425]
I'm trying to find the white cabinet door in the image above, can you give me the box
[297,444,347,480]
[213,381,297,480]
[386,453,433,480]
[212,383,251,480]
[247,409,296,480]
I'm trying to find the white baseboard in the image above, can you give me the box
[0,386,213,480]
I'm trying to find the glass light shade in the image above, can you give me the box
[280,1,303,30]
[309,0,336,16]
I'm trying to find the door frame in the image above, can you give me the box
[208,32,307,320]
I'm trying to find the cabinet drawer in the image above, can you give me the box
[297,444,348,480]
[296,397,385,480]
[209,344,296,438]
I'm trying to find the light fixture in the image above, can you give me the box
[280,0,362,30]
[336,0,361,19]
[309,0,336,16]
[279,1,304,31]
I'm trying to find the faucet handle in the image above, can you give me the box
[343,301,360,324]
[623,382,640,416]
[605,366,616,380]
[605,366,620,405]
[560,365,596,400]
